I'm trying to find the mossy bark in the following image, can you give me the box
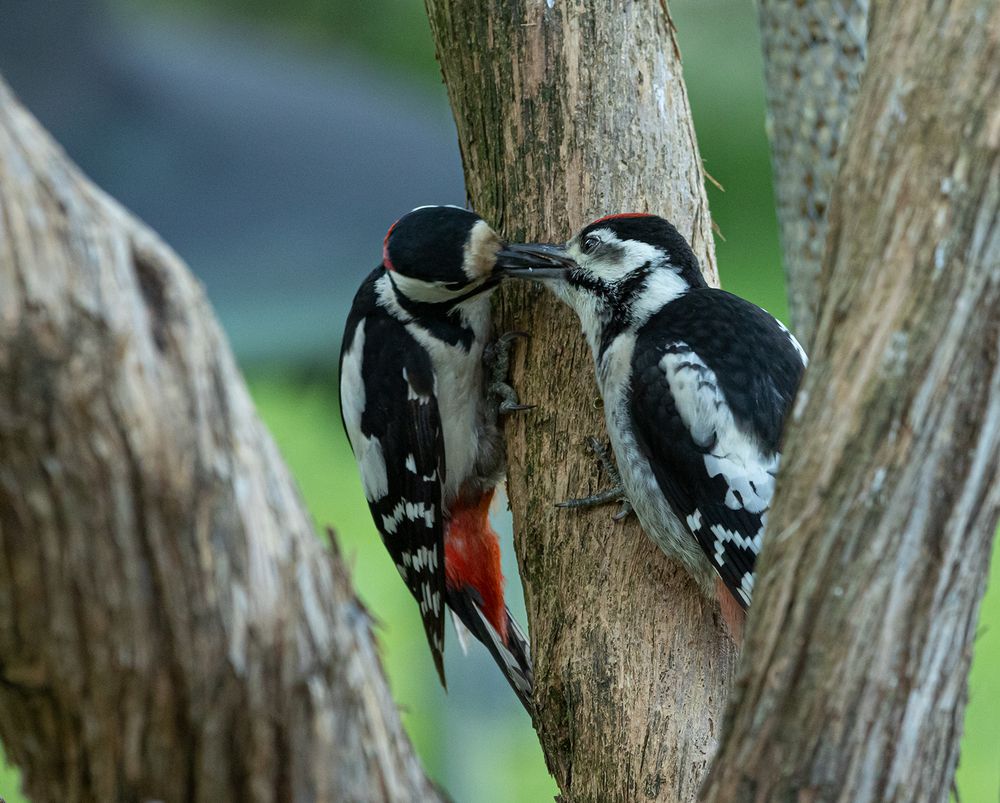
[423,3,735,801]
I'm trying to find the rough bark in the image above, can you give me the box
[757,0,869,345]
[423,3,736,802]
[0,77,442,803]
[702,0,1000,799]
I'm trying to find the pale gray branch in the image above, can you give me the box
[0,76,441,803]
[703,0,1000,799]
[758,0,870,345]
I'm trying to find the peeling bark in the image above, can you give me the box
[0,77,442,803]
[423,3,735,801]
[702,0,1000,799]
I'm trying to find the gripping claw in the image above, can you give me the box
[556,437,633,520]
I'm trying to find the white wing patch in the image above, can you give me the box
[660,342,779,515]
[340,321,389,502]
[775,318,809,367]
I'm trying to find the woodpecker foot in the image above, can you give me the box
[556,436,633,520]
[485,331,534,417]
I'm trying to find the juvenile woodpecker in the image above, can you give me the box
[339,205,557,709]
[506,214,807,638]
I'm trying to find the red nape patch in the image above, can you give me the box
[589,212,654,227]
[444,489,508,644]
[382,219,399,271]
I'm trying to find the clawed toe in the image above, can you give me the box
[486,331,533,420]
[555,437,633,520]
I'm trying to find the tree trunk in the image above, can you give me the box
[422,3,736,801]
[0,77,442,803]
[702,0,1000,799]
[757,0,869,345]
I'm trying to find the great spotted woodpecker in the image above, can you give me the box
[339,205,561,710]
[506,214,807,639]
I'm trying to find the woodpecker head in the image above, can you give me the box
[503,214,708,327]
[381,205,567,306]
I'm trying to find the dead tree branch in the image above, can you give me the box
[0,76,442,803]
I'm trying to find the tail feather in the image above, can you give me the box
[450,609,472,655]
[447,587,534,713]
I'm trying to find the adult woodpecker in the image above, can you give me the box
[505,214,807,639]
[339,205,560,710]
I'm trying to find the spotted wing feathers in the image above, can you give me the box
[340,277,449,683]
[630,290,807,608]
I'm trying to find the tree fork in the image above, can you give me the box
[702,0,1000,798]
[423,3,736,801]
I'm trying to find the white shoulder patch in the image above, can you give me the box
[660,343,727,449]
[660,341,779,515]
[341,321,389,502]
[775,318,809,367]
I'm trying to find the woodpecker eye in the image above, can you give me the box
[581,235,601,255]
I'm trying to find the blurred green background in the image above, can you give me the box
[0,0,996,801]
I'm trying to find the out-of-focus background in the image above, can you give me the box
[0,1,996,801]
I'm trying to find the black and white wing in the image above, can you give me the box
[339,270,449,684]
[630,290,807,608]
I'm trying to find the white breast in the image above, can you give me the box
[402,297,493,504]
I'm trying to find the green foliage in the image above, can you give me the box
[0,4,992,802]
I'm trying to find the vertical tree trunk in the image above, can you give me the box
[423,3,735,801]
[0,77,442,803]
[702,0,1000,799]
[757,0,869,344]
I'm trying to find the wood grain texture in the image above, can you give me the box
[422,2,736,801]
[0,77,442,803]
[702,0,1000,799]
[757,0,869,345]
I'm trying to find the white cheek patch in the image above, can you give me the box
[582,230,663,282]
[565,231,687,325]
[462,219,502,280]
[389,271,485,304]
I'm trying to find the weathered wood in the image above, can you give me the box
[422,3,735,801]
[0,77,442,803]
[702,0,1000,799]
[757,0,870,345]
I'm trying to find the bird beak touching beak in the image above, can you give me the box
[494,243,576,279]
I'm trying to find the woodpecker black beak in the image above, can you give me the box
[495,243,576,279]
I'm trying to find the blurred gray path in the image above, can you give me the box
[0,0,466,360]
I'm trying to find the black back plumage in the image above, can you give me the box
[339,268,448,683]
[629,288,806,607]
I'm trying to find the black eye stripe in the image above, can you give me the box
[567,270,604,294]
